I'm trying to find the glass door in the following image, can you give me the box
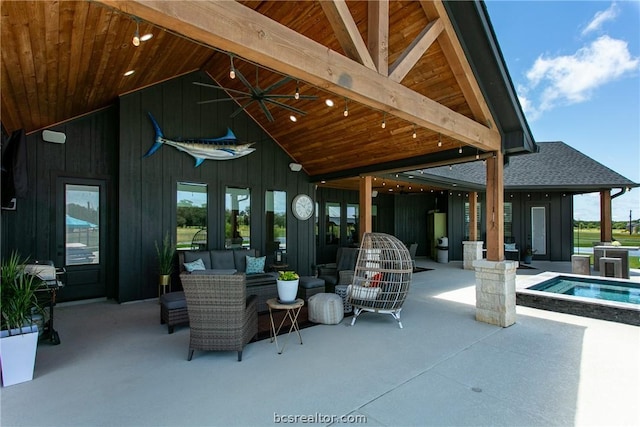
[57,178,107,300]
[531,206,547,256]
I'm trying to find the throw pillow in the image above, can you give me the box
[369,272,383,287]
[184,258,206,272]
[504,243,517,251]
[245,255,266,274]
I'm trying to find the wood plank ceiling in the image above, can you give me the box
[1,0,499,193]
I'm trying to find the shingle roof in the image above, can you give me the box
[417,141,638,191]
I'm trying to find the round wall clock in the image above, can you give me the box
[292,194,314,220]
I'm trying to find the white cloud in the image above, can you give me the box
[523,35,639,116]
[582,3,619,36]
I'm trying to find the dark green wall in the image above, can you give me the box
[117,72,315,302]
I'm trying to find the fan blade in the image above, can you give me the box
[262,76,292,94]
[197,97,251,105]
[234,68,258,96]
[192,82,251,97]
[263,94,319,100]
[263,99,307,116]
[258,100,275,122]
[230,99,256,119]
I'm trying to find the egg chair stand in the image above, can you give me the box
[347,233,413,329]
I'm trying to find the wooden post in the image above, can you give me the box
[359,176,373,241]
[485,152,504,261]
[600,190,612,242]
[469,191,478,241]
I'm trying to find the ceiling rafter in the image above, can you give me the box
[96,0,500,151]
[389,18,444,83]
[420,0,496,129]
[319,0,376,71]
[367,0,389,75]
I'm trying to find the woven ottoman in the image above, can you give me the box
[298,276,325,301]
[308,293,344,325]
[160,291,189,334]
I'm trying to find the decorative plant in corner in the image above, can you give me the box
[276,271,299,303]
[155,232,176,296]
[522,245,536,264]
[1,251,44,386]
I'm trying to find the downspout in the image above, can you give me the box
[611,187,627,200]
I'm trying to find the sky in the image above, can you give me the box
[485,1,640,221]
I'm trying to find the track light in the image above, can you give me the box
[381,112,386,129]
[343,99,349,117]
[132,19,140,47]
[412,124,417,139]
[295,82,300,100]
[229,54,236,79]
[438,133,442,147]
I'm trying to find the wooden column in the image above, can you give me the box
[485,152,504,261]
[359,176,373,241]
[600,190,612,242]
[469,191,478,241]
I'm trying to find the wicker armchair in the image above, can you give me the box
[346,233,413,328]
[180,273,258,361]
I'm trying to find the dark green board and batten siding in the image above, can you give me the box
[118,71,315,302]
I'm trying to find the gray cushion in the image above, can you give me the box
[299,276,325,289]
[233,248,256,272]
[183,251,211,269]
[210,250,235,269]
[160,291,186,310]
[337,248,358,271]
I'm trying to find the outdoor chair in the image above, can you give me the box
[317,247,359,292]
[346,233,413,328]
[180,273,257,361]
[407,243,418,269]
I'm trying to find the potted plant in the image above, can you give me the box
[1,252,43,386]
[276,270,299,303]
[522,246,536,264]
[155,232,175,296]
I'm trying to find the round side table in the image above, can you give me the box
[266,298,304,354]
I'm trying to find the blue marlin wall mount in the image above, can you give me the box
[144,113,255,167]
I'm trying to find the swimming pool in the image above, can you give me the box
[516,272,640,326]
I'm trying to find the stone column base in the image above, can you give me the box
[473,259,518,327]
[463,241,484,270]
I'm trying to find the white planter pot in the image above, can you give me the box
[0,326,39,387]
[276,279,299,303]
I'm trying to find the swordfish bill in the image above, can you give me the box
[144,113,255,167]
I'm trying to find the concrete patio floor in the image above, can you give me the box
[1,259,639,426]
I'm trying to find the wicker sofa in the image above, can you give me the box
[178,248,277,312]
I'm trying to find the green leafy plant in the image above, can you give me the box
[155,232,176,276]
[278,270,299,281]
[1,252,43,335]
[523,245,536,256]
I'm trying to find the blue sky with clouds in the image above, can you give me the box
[486,1,639,221]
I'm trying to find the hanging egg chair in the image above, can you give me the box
[346,232,413,328]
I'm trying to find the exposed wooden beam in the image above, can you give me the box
[389,18,444,83]
[469,191,478,241]
[600,190,613,242]
[367,0,389,76]
[485,151,504,261]
[420,1,497,131]
[320,0,376,71]
[97,0,499,150]
[359,176,373,239]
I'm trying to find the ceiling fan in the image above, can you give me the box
[194,66,318,122]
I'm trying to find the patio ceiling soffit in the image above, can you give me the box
[97,0,501,153]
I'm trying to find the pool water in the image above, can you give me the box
[530,277,640,305]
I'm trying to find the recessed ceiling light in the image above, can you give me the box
[289,115,297,122]
[124,70,135,76]
[325,99,334,107]
[140,33,153,42]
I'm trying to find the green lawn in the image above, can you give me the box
[574,229,640,269]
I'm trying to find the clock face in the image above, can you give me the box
[292,194,314,220]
